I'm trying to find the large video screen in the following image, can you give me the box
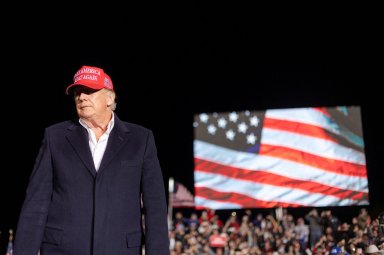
[193,106,368,209]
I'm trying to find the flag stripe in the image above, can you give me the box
[263,117,338,142]
[195,158,367,201]
[195,187,303,208]
[259,144,366,177]
[194,140,368,192]
[194,171,368,207]
[267,108,365,149]
[261,128,365,165]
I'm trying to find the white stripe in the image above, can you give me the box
[265,107,365,148]
[195,196,242,209]
[194,171,368,207]
[261,127,366,165]
[194,140,368,192]
[265,108,334,128]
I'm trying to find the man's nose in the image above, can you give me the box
[78,93,88,100]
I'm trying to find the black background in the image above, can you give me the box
[1,3,382,252]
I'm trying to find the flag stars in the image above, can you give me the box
[207,124,217,135]
[238,122,248,133]
[246,133,257,144]
[226,129,236,141]
[229,112,239,123]
[217,118,227,129]
[250,116,260,127]
[199,113,209,123]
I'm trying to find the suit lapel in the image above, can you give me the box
[98,115,130,173]
[66,123,97,177]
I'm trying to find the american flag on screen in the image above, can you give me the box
[193,106,368,209]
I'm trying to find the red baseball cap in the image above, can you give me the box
[66,65,114,95]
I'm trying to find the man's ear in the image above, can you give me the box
[107,93,114,106]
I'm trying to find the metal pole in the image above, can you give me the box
[168,177,174,230]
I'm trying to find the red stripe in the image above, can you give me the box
[263,117,337,142]
[259,144,366,177]
[195,158,367,201]
[195,186,303,208]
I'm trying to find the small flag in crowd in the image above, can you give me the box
[171,181,195,208]
[6,229,13,255]
[193,106,368,209]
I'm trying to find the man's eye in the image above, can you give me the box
[74,88,97,95]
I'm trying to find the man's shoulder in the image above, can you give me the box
[123,121,148,129]
[113,113,150,132]
[119,120,152,134]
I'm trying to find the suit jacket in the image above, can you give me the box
[14,113,169,255]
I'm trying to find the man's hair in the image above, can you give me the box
[105,89,117,111]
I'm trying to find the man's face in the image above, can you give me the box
[73,86,112,120]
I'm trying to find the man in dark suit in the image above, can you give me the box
[13,65,170,254]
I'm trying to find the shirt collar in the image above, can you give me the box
[79,113,115,135]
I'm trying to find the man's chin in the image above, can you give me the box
[78,111,94,119]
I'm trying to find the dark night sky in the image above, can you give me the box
[1,3,381,251]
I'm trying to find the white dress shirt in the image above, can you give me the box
[79,114,115,171]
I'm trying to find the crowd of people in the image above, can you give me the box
[169,208,384,255]
[2,207,384,254]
